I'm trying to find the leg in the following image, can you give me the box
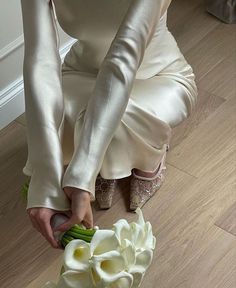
[124,74,197,209]
[92,74,197,180]
[61,69,197,210]
[129,74,197,178]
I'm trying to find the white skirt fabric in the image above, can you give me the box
[20,0,198,211]
[60,62,197,180]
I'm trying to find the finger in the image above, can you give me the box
[64,210,72,218]
[38,215,59,248]
[43,218,60,249]
[54,208,87,232]
[71,196,87,223]
[29,215,41,233]
[54,191,89,232]
[27,209,43,233]
[83,204,93,228]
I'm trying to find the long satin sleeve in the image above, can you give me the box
[62,0,172,200]
[21,0,70,211]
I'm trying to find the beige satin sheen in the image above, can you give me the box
[20,0,198,211]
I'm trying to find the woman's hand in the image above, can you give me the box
[53,187,94,233]
[27,207,68,249]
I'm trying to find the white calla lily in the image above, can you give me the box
[143,221,156,250]
[92,250,127,283]
[42,207,155,288]
[112,208,156,253]
[112,219,132,242]
[57,270,95,288]
[129,210,156,252]
[135,208,145,227]
[108,273,133,288]
[120,239,136,269]
[135,208,156,251]
[130,272,144,288]
[130,222,146,251]
[130,249,153,274]
[90,229,120,256]
[63,239,91,271]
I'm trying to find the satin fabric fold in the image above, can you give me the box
[21,0,71,210]
[60,0,174,196]
[20,0,198,211]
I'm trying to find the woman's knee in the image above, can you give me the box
[130,76,195,128]
[61,71,97,123]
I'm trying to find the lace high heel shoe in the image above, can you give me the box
[95,174,118,209]
[129,144,169,211]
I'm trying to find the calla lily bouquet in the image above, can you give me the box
[21,180,156,288]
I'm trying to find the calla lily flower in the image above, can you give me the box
[130,272,144,288]
[42,208,155,288]
[63,230,129,286]
[63,239,91,271]
[112,208,156,252]
[130,249,153,274]
[106,273,133,288]
[57,270,95,288]
[120,239,136,269]
[92,250,128,283]
[90,230,120,256]
[111,208,155,287]
[112,219,132,242]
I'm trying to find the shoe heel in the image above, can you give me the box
[95,174,117,209]
[129,148,168,211]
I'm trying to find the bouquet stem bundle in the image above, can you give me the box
[21,180,96,249]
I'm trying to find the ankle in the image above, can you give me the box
[133,163,161,179]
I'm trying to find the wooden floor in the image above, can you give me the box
[0,0,235,287]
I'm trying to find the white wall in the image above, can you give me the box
[0,0,76,130]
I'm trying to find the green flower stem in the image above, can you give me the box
[64,231,93,243]
[21,180,30,201]
[63,234,74,242]
[70,226,96,236]
[20,181,97,247]
[61,238,68,248]
[62,238,70,245]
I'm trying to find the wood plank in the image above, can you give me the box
[215,201,236,237]
[167,96,236,178]
[0,122,62,288]
[198,52,236,100]
[145,155,235,287]
[170,87,225,149]
[153,225,236,288]
[168,0,206,31]
[185,23,236,82]
[25,255,63,288]
[168,0,220,54]
[14,112,26,127]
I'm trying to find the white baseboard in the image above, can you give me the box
[0,39,76,131]
[0,78,25,130]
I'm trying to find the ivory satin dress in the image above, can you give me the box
[20,0,198,211]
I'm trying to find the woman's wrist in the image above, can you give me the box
[63,186,91,200]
